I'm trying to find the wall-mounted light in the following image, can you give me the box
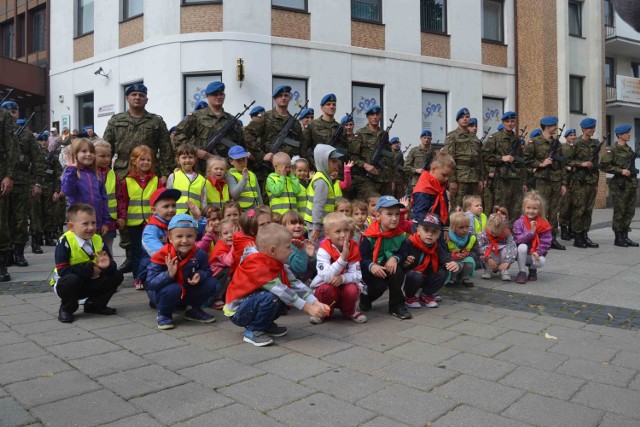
[58,95,64,103]
[94,67,111,78]
[236,58,245,82]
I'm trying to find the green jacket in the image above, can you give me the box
[13,126,44,187]
[482,129,524,180]
[525,135,566,184]
[404,145,430,185]
[566,136,600,185]
[443,127,484,183]
[244,108,304,162]
[0,109,18,179]
[601,142,637,187]
[350,125,393,183]
[174,108,244,158]
[302,116,349,158]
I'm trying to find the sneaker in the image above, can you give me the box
[527,268,538,281]
[462,278,474,288]
[515,271,527,284]
[419,294,439,308]
[134,278,144,290]
[405,296,421,308]
[481,269,492,279]
[212,299,225,310]
[433,293,443,302]
[243,329,273,347]
[389,304,412,320]
[184,308,216,323]
[359,294,372,312]
[500,270,512,281]
[157,314,174,330]
[350,312,368,323]
[309,316,324,324]
[265,323,288,337]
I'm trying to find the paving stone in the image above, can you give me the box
[173,403,282,427]
[496,345,569,371]
[597,334,640,353]
[408,312,464,329]
[67,349,150,378]
[549,340,618,362]
[571,382,640,419]
[398,324,461,344]
[556,358,636,387]
[301,367,389,402]
[442,335,511,357]
[304,320,368,339]
[494,330,556,350]
[130,382,232,424]
[254,352,334,382]
[386,341,460,365]
[499,366,585,400]
[432,404,532,427]
[610,350,640,370]
[0,396,36,426]
[492,316,550,334]
[73,315,131,331]
[449,309,505,324]
[357,384,457,426]
[99,413,163,427]
[582,323,639,338]
[344,329,411,352]
[30,389,138,427]
[323,346,400,374]
[178,358,264,389]
[160,320,224,339]
[447,320,509,339]
[491,307,539,319]
[371,361,458,392]
[441,352,517,381]
[219,374,313,411]
[46,337,121,360]
[545,325,600,343]
[0,355,72,386]
[280,334,353,357]
[117,332,186,355]
[0,386,7,398]
[0,310,53,326]
[97,364,187,400]
[9,319,68,335]
[183,328,247,351]
[5,370,101,408]
[27,326,95,347]
[361,415,410,427]
[269,392,375,426]
[598,412,640,427]
[433,374,525,413]
[503,393,603,427]
[216,342,291,365]
[0,330,27,346]
[91,322,155,341]
[630,374,640,392]
[142,344,222,370]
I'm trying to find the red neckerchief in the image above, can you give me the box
[207,176,227,198]
[231,232,256,273]
[319,239,361,274]
[408,233,438,273]
[209,239,231,265]
[412,171,448,224]
[362,220,404,265]
[483,229,511,260]
[523,215,551,254]
[146,215,169,231]
[226,253,290,303]
[150,244,198,299]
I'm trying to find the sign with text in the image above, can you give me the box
[482,97,504,135]
[422,91,447,143]
[272,77,308,111]
[184,74,222,115]
[352,84,383,131]
[97,104,115,117]
[617,75,640,104]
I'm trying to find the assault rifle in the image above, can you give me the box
[543,124,565,179]
[204,100,255,155]
[327,106,356,157]
[479,127,491,144]
[422,140,445,171]
[502,126,526,178]
[14,112,35,137]
[576,138,605,183]
[269,100,308,154]
[0,89,14,105]
[368,114,397,177]
[625,142,640,177]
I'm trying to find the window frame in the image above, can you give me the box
[351,0,383,24]
[352,82,384,130]
[605,57,615,87]
[76,0,94,37]
[77,92,95,131]
[482,0,504,44]
[272,0,308,13]
[420,0,447,35]
[1,20,15,59]
[183,73,222,116]
[121,0,144,22]
[482,97,505,135]
[569,75,584,114]
[30,7,46,54]
[631,62,640,79]
[422,90,448,143]
[568,0,583,38]
[181,0,222,4]
[272,76,308,111]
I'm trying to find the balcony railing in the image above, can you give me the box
[606,85,617,102]
[605,24,615,38]
[607,76,640,104]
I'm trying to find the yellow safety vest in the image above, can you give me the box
[446,234,477,252]
[267,175,298,214]
[302,172,335,223]
[296,183,307,213]
[205,179,230,209]
[50,231,103,286]
[472,213,487,235]
[125,176,158,226]
[333,180,343,198]
[174,171,206,214]
[229,169,259,209]
[105,169,117,220]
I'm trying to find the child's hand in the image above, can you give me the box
[96,251,111,269]
[345,160,354,168]
[328,275,343,286]
[205,221,216,235]
[166,255,178,278]
[187,201,201,219]
[403,255,415,267]
[291,239,305,250]
[187,272,201,285]
[310,229,320,242]
[399,196,410,208]
[446,261,460,272]
[532,251,540,261]
[308,170,315,179]
[315,301,332,318]
[487,258,498,270]
[498,262,510,272]
[101,224,109,236]
[304,240,316,257]
[117,218,126,230]
[278,165,287,176]
[340,239,350,261]
[242,168,249,180]
[370,263,387,278]
[530,220,536,234]
[52,192,60,202]
[304,301,328,318]
[443,230,449,242]
[384,257,398,274]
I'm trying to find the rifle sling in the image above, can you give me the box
[283,138,301,148]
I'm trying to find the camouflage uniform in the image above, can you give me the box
[600,143,637,233]
[558,140,575,235]
[0,109,19,279]
[31,144,61,245]
[302,117,349,159]
[392,149,407,199]
[403,144,430,191]
[350,125,394,199]
[565,136,600,234]
[443,127,484,210]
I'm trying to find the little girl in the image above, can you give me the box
[464,195,486,237]
[196,206,222,254]
[222,201,241,221]
[94,140,120,254]
[512,191,551,284]
[330,160,354,198]
[291,156,310,212]
[478,213,517,281]
[205,156,230,209]
[336,198,352,216]
[231,205,272,273]
[208,218,239,308]
[226,146,262,210]
[446,211,480,287]
[281,210,316,282]
[351,199,369,243]
[167,144,207,214]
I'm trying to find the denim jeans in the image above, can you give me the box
[230,290,283,332]
[153,277,219,316]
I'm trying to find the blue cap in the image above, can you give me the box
[540,116,558,127]
[83,125,93,131]
[125,83,147,96]
[328,149,344,159]
[421,129,432,137]
[16,119,25,125]
[299,108,314,120]
[420,213,442,229]
[1,101,18,110]
[615,124,632,135]
[249,106,265,117]
[580,118,597,129]
[374,195,404,211]
[194,101,208,111]
[272,84,292,98]
[341,115,354,125]
[320,93,336,106]
[564,128,576,137]
[389,137,399,144]
[36,133,47,141]
[365,105,382,115]
[469,117,478,126]
[456,108,470,121]
[501,111,517,121]
[228,145,250,159]
[77,130,89,138]
[497,124,504,131]
[168,214,199,231]
[169,126,177,133]
[205,81,225,95]
[530,128,542,138]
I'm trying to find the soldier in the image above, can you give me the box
[482,123,502,213]
[0,104,18,281]
[103,83,175,272]
[443,108,484,210]
[600,124,638,247]
[343,114,356,143]
[389,137,406,198]
[404,129,432,195]
[298,108,314,129]
[31,133,61,251]
[566,118,600,248]
[249,106,265,122]
[524,116,566,250]
[559,128,577,240]
[482,111,526,224]
[302,93,350,159]
[468,117,479,135]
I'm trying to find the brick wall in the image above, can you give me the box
[271,8,309,40]
[351,20,385,50]
[73,33,93,62]
[181,3,222,33]
[481,42,507,68]
[119,16,143,48]
[421,32,450,59]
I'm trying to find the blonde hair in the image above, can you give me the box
[522,190,547,219]
[256,223,291,252]
[93,139,111,152]
[70,138,97,175]
[206,156,227,175]
[335,198,352,213]
[462,195,482,212]
[281,210,304,226]
[485,213,509,237]
[431,151,456,170]
[351,199,367,213]
[449,211,470,230]
[323,212,351,232]
[271,212,283,224]
[272,152,291,167]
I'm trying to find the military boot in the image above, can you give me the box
[31,235,43,254]
[573,231,587,249]
[551,237,566,250]
[118,248,133,274]
[6,244,14,266]
[560,226,571,241]
[44,232,58,246]
[13,244,29,267]
[0,252,10,282]
[624,232,639,247]
[584,231,599,248]
[614,232,629,247]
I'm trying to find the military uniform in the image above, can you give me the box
[404,145,430,191]
[302,117,349,159]
[392,149,406,199]
[558,138,575,239]
[0,109,19,280]
[443,127,484,210]
[350,125,393,199]
[601,141,637,245]
[30,143,61,249]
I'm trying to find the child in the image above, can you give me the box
[366,193,381,225]
[205,156,230,209]
[464,195,486,237]
[266,152,300,214]
[446,211,479,287]
[359,196,411,319]
[226,146,262,210]
[208,218,239,308]
[513,191,551,284]
[478,213,517,281]
[351,199,369,243]
[331,160,354,197]
[282,210,316,282]
[403,213,459,308]
[52,204,123,323]
[224,223,330,346]
[231,205,272,273]
[222,201,241,221]
[291,156,310,213]
[310,213,367,323]
[94,140,120,254]
[336,198,352,216]
[146,214,220,330]
[167,144,207,214]
[411,152,455,235]
[196,206,222,253]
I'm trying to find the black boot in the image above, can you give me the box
[584,231,599,248]
[560,226,571,241]
[118,248,133,273]
[551,237,566,250]
[13,244,29,267]
[573,231,587,248]
[31,235,43,254]
[0,252,10,282]
[614,231,629,247]
[6,245,14,267]
[624,232,639,247]
[44,232,58,246]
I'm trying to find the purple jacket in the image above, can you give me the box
[61,166,111,229]
[512,216,552,256]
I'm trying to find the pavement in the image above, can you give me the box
[1,208,639,426]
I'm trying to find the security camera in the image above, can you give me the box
[94,67,104,75]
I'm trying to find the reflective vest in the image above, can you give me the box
[125,176,158,226]
[205,180,230,209]
[333,180,343,198]
[267,175,297,214]
[302,172,335,223]
[50,231,103,286]
[296,183,307,213]
[229,169,259,209]
[174,171,206,214]
[472,213,487,235]
[105,169,117,220]
[447,234,477,252]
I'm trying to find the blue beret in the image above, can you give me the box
[36,133,47,141]
[564,128,576,137]
[169,126,177,133]
[77,130,89,138]
[501,111,517,121]
[615,124,632,135]
[456,108,470,121]
[83,125,93,131]
[249,106,265,117]
[580,118,596,129]
[389,137,399,144]
[469,117,478,125]
[530,128,542,138]
[1,101,18,110]
[540,116,559,127]
[497,124,504,131]
[299,108,314,120]
[320,93,336,106]
[125,83,147,96]
[272,84,292,98]
[365,105,382,115]
[341,115,354,125]
[205,81,225,95]
[16,118,25,125]
[194,101,208,111]
[421,129,432,137]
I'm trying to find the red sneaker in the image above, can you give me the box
[419,294,439,308]
[405,296,421,308]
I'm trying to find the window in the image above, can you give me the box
[352,83,383,130]
[78,93,94,130]
[604,0,614,27]
[422,91,447,142]
[122,0,143,20]
[482,0,503,43]
[606,115,612,146]
[272,0,306,11]
[568,1,582,37]
[16,14,24,57]
[605,57,615,87]
[631,62,640,79]
[184,74,221,115]
[352,0,382,23]
[77,0,94,36]
[420,0,446,34]
[569,75,584,113]
[1,21,14,58]
[31,8,46,53]
[273,76,308,111]
[482,97,504,135]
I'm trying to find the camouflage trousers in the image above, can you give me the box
[493,178,523,226]
[570,180,597,232]
[534,179,562,235]
[8,187,32,245]
[30,186,57,235]
[349,176,381,201]
[450,182,481,212]
[609,178,637,232]
[0,195,11,251]
[483,178,495,214]
[558,185,572,227]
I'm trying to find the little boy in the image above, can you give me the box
[266,152,301,214]
[359,196,411,319]
[411,152,456,235]
[225,223,330,346]
[464,195,486,237]
[146,214,219,330]
[291,156,310,212]
[53,204,124,323]
[366,193,381,225]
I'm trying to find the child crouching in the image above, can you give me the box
[478,213,517,281]
[446,211,480,287]
[513,191,551,284]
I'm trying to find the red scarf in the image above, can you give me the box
[209,239,231,265]
[412,171,448,224]
[408,233,439,273]
[523,215,551,254]
[362,220,405,265]
[226,253,290,303]
[207,177,227,198]
[146,215,169,231]
[150,244,198,299]
[231,232,256,273]
[319,239,361,274]
[483,229,511,260]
